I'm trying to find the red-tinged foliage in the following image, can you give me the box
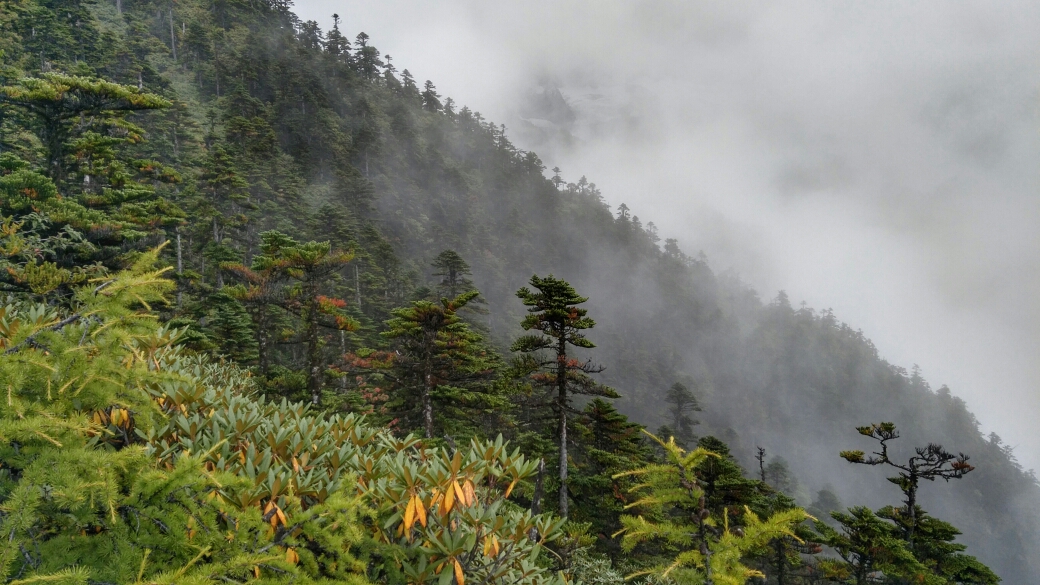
[317,295,348,310]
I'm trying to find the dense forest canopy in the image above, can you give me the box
[0,0,1038,583]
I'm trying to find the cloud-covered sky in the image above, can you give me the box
[293,0,1040,469]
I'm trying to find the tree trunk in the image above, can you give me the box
[306,295,321,405]
[175,230,183,306]
[906,470,918,547]
[557,334,568,518]
[528,458,546,541]
[258,311,269,375]
[169,10,177,61]
[212,218,223,287]
[339,330,347,390]
[423,369,434,439]
[698,494,714,585]
[531,458,545,515]
[422,333,435,438]
[43,120,64,184]
[354,264,362,307]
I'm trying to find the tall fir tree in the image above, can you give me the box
[662,381,701,447]
[511,274,617,518]
[249,231,358,404]
[381,290,498,439]
[431,249,475,298]
[570,398,652,559]
[840,422,975,547]
[0,74,181,266]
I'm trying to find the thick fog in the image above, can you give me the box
[293,1,1040,470]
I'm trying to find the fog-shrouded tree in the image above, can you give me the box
[431,249,475,298]
[840,422,975,546]
[834,422,998,584]
[663,380,701,447]
[511,274,617,518]
[325,13,351,59]
[1,0,1032,578]
[755,448,822,584]
[421,80,441,112]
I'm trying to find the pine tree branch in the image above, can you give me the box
[3,313,81,355]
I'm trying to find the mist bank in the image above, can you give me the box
[294,0,1040,474]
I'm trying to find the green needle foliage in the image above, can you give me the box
[0,74,181,263]
[0,246,306,584]
[0,73,170,182]
[569,398,652,559]
[813,506,931,585]
[877,505,1000,585]
[382,290,501,440]
[615,433,808,585]
[828,422,999,584]
[431,250,476,299]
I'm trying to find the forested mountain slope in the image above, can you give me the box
[1,0,1038,582]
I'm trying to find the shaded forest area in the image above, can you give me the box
[1,0,1038,583]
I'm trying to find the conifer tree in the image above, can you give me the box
[829,422,998,584]
[511,274,617,518]
[198,144,249,286]
[570,399,652,558]
[695,436,765,515]
[251,231,358,404]
[224,250,285,376]
[0,75,181,262]
[422,80,441,112]
[0,155,100,297]
[840,422,974,547]
[431,249,476,298]
[354,32,383,79]
[615,433,808,585]
[663,381,701,447]
[430,249,490,330]
[204,289,259,363]
[326,14,351,59]
[382,290,498,438]
[877,505,1000,584]
[401,69,418,96]
[0,74,169,184]
[813,506,929,585]
[755,449,822,584]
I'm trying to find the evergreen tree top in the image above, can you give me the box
[0,73,170,117]
[515,274,594,338]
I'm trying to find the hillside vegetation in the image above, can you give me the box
[1,0,1038,583]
